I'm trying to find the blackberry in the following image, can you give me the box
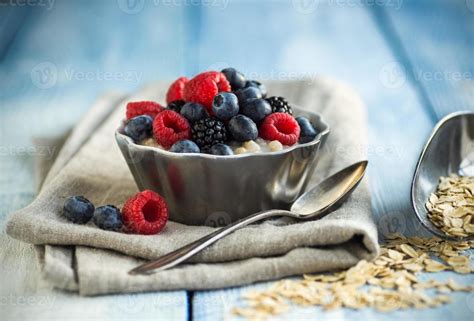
[191,118,228,149]
[266,96,293,115]
[167,100,186,113]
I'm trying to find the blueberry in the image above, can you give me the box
[234,86,263,104]
[212,92,239,121]
[245,80,267,98]
[241,98,272,123]
[296,116,318,143]
[228,115,258,142]
[124,115,153,142]
[221,68,246,90]
[170,139,200,153]
[210,143,234,155]
[180,102,209,123]
[63,196,95,224]
[93,205,123,231]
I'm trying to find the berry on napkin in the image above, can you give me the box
[122,190,169,235]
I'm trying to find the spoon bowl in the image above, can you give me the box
[292,161,368,216]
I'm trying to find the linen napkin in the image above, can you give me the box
[7,79,379,296]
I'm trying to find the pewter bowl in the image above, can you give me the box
[115,107,330,226]
[411,111,474,241]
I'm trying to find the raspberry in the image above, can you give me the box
[126,101,164,119]
[183,71,231,112]
[153,110,191,149]
[259,113,300,146]
[166,77,189,104]
[122,190,168,235]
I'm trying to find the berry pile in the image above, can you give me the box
[62,190,168,235]
[123,68,319,155]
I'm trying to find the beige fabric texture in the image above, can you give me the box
[7,79,379,296]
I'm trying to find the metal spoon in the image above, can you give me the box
[411,111,474,241]
[129,160,368,275]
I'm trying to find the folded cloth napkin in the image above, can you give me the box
[7,79,379,296]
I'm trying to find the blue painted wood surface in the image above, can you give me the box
[1,0,473,320]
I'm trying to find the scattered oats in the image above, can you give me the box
[232,234,473,320]
[426,175,474,237]
[424,259,449,272]
[387,249,404,262]
[400,244,419,258]
[446,256,469,267]
[436,285,452,293]
[403,263,423,272]
[453,265,471,274]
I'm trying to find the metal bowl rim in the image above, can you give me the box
[410,110,474,241]
[115,107,330,160]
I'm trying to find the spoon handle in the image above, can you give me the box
[128,209,290,275]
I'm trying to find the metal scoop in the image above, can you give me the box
[129,160,368,275]
[411,111,474,241]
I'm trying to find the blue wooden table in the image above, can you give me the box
[1,0,473,320]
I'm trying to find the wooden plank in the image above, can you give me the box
[0,6,29,60]
[0,2,188,320]
[190,1,472,320]
[377,0,474,118]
